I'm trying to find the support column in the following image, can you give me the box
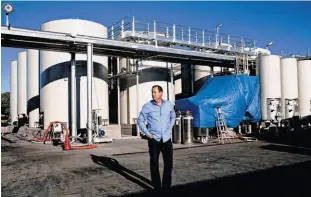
[117,58,121,125]
[136,60,140,136]
[170,63,174,102]
[70,53,77,140]
[87,43,93,144]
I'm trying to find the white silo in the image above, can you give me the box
[10,60,18,123]
[297,60,311,117]
[27,49,40,127]
[194,65,211,92]
[258,55,282,121]
[40,19,109,130]
[280,58,299,119]
[174,72,182,97]
[17,51,27,116]
[120,59,175,124]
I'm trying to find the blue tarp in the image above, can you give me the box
[175,75,261,128]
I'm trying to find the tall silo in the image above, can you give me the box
[17,51,27,117]
[40,19,109,129]
[120,59,175,124]
[10,60,18,123]
[280,58,299,119]
[174,72,182,99]
[194,65,211,93]
[27,49,40,127]
[297,60,311,117]
[258,55,282,121]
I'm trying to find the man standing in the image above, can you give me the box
[137,85,176,191]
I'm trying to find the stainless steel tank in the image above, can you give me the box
[181,111,193,144]
[173,111,182,144]
[194,127,209,143]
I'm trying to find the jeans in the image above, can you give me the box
[148,138,173,190]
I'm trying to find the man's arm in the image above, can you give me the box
[137,105,151,137]
[168,104,176,131]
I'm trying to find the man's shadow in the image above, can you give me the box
[90,154,153,191]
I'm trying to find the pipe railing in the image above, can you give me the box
[108,16,257,54]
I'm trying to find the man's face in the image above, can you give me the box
[152,87,163,100]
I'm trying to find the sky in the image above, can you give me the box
[1,1,311,93]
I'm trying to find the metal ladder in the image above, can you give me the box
[215,107,232,144]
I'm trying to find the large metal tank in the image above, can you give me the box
[27,49,40,127]
[174,72,182,98]
[17,51,27,116]
[297,60,311,117]
[120,59,175,124]
[173,112,182,144]
[194,65,210,92]
[10,60,18,123]
[280,58,299,119]
[258,55,282,121]
[40,19,109,129]
[181,111,193,144]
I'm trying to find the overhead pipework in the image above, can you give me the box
[108,16,258,56]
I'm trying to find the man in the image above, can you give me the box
[137,85,176,191]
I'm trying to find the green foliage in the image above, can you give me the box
[1,92,10,116]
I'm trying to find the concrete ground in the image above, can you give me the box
[2,138,311,197]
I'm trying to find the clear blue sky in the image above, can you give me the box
[1,1,311,93]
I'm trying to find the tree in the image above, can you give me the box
[1,92,10,117]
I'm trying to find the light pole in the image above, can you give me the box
[266,41,273,50]
[215,24,223,47]
[2,3,14,29]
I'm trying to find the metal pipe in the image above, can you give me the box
[235,56,239,74]
[246,55,249,75]
[166,62,169,100]
[243,54,246,74]
[188,27,191,44]
[173,24,176,42]
[117,58,121,125]
[136,60,140,136]
[111,26,114,40]
[71,53,77,140]
[6,14,9,28]
[191,65,194,95]
[170,63,174,102]
[247,124,252,134]
[132,16,135,36]
[153,20,156,39]
[121,20,124,38]
[87,43,93,144]
[202,30,205,46]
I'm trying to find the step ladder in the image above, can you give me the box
[215,107,232,144]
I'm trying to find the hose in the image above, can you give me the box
[31,121,59,143]
[31,121,98,150]
[62,121,97,150]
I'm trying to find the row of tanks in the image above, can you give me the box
[258,55,311,125]
[9,18,310,140]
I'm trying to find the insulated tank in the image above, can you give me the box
[297,60,311,117]
[10,60,18,123]
[258,55,282,121]
[174,73,182,98]
[213,66,222,75]
[40,19,109,129]
[120,59,175,124]
[194,65,211,92]
[280,58,299,119]
[27,49,40,127]
[17,51,27,116]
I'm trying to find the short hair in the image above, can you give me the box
[152,85,163,92]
